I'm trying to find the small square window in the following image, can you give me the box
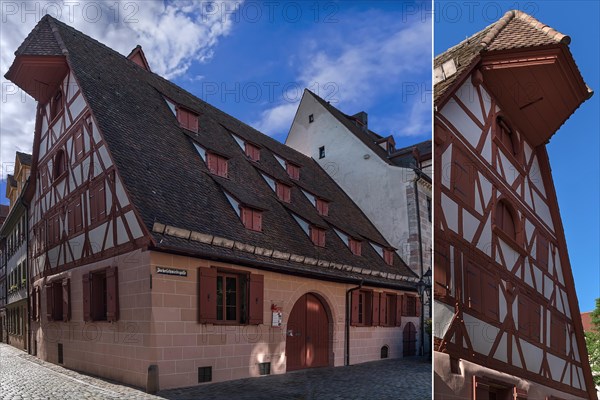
[276,182,291,203]
[241,207,262,232]
[310,226,325,247]
[349,239,362,256]
[207,153,228,178]
[309,114,314,123]
[245,142,260,162]
[198,366,212,383]
[319,146,325,159]
[316,198,329,216]
[286,162,300,180]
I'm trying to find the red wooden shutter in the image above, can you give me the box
[276,183,291,203]
[199,267,217,323]
[89,184,98,224]
[434,241,449,296]
[74,197,83,233]
[384,249,394,265]
[62,279,71,322]
[252,210,262,232]
[316,199,329,216]
[97,181,106,221]
[82,273,91,322]
[551,313,566,354]
[286,163,300,180]
[218,156,228,178]
[67,201,74,235]
[31,286,37,321]
[248,274,264,324]
[106,267,119,322]
[482,271,499,321]
[245,143,260,161]
[207,153,217,174]
[531,302,541,342]
[466,262,481,313]
[453,149,474,206]
[537,235,549,270]
[402,294,409,316]
[416,296,421,317]
[45,284,54,321]
[380,293,388,325]
[351,290,360,326]
[74,128,84,161]
[189,113,198,133]
[372,292,380,326]
[395,294,402,326]
[350,239,361,256]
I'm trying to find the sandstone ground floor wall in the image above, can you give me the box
[6,299,28,352]
[29,248,420,391]
[434,351,588,400]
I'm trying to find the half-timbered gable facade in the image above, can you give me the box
[6,15,421,391]
[433,10,595,400]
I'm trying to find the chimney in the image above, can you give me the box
[352,111,368,133]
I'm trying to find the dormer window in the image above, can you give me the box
[276,182,291,203]
[53,150,67,180]
[309,226,326,247]
[349,239,362,256]
[240,207,262,232]
[207,152,228,178]
[286,162,300,180]
[50,90,63,122]
[316,198,329,216]
[383,249,394,266]
[245,142,260,162]
[177,107,199,133]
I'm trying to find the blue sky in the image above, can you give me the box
[435,1,600,312]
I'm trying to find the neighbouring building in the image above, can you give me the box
[0,204,9,342]
[433,10,596,400]
[0,152,32,351]
[286,90,432,306]
[5,15,423,391]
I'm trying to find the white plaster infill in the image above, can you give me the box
[152,222,419,283]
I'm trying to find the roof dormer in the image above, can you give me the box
[127,45,152,72]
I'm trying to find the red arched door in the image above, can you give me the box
[286,293,329,371]
[403,322,417,356]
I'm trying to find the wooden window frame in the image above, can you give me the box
[536,234,549,271]
[176,107,199,133]
[493,116,524,169]
[49,90,64,123]
[434,239,450,298]
[286,162,300,180]
[198,267,264,326]
[383,249,394,266]
[206,152,228,178]
[53,149,67,182]
[550,311,566,355]
[275,182,291,203]
[83,266,119,323]
[403,295,419,317]
[309,225,326,247]
[349,238,362,256]
[73,127,85,163]
[518,294,541,343]
[351,289,373,326]
[89,179,107,226]
[316,198,329,216]
[244,142,260,162]
[240,207,263,232]
[67,196,84,236]
[493,198,525,253]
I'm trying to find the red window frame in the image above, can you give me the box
[49,90,63,122]
[176,107,199,133]
[316,198,329,216]
[349,238,362,256]
[550,311,566,355]
[89,179,107,225]
[74,127,85,162]
[67,196,84,236]
[451,148,475,208]
[309,226,325,247]
[536,234,549,270]
[207,152,228,178]
[275,182,291,203]
[286,162,300,180]
[244,142,260,162]
[53,149,67,181]
[383,249,394,265]
[240,207,262,232]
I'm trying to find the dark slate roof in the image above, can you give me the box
[18,15,416,286]
[15,17,64,56]
[16,152,32,166]
[434,10,571,105]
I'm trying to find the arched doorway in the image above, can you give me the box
[286,293,330,371]
[403,322,417,356]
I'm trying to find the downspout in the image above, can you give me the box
[345,280,363,366]
[413,169,425,357]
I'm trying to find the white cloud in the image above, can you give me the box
[252,9,432,139]
[0,0,241,174]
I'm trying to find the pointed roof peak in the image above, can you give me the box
[127,44,152,72]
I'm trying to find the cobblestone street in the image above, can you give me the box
[0,343,431,399]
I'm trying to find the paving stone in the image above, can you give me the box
[1,343,431,399]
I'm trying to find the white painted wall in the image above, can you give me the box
[286,92,423,273]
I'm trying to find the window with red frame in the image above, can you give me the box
[67,196,84,235]
[245,142,260,162]
[496,117,517,156]
[50,90,63,122]
[241,207,262,232]
[495,200,516,240]
[286,162,300,180]
[349,238,362,256]
[177,107,199,133]
[316,198,329,216]
[89,179,106,225]
[536,234,549,270]
[207,153,228,177]
[383,249,394,265]
[276,182,291,203]
[451,148,475,208]
[310,226,325,247]
[53,150,67,180]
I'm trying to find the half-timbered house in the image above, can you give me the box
[5,15,422,391]
[433,10,596,400]
[1,152,32,351]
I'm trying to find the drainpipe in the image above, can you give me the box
[345,280,363,366]
[413,170,425,357]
